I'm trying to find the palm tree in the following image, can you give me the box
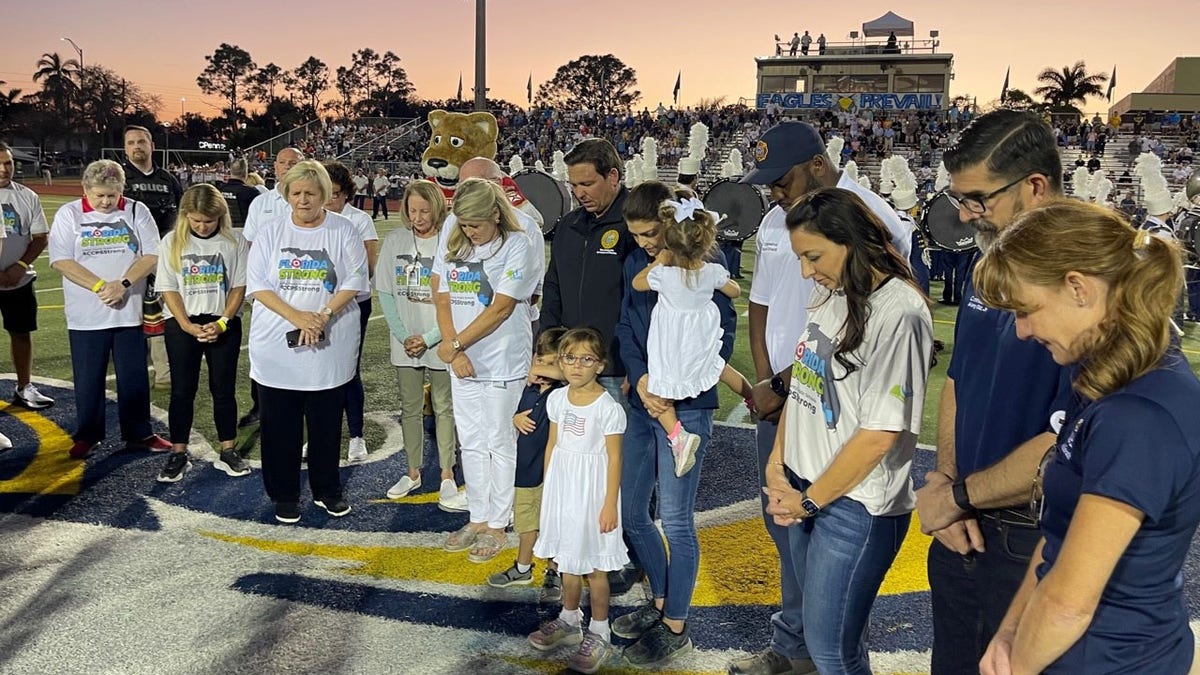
[1033,61,1107,110]
[33,52,80,113]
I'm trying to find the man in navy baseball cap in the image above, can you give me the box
[740,120,828,189]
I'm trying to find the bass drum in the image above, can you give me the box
[922,192,978,252]
[702,180,769,242]
[512,169,572,238]
[1176,210,1200,265]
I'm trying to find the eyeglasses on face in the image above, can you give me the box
[945,173,1031,215]
[559,353,599,367]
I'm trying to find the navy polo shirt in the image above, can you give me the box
[1039,352,1200,673]
[514,382,563,488]
[947,275,1073,477]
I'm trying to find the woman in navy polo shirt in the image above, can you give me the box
[975,200,1200,675]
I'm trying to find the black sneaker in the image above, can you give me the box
[611,601,662,639]
[539,568,563,603]
[275,502,301,524]
[237,408,260,428]
[622,621,692,667]
[214,449,251,477]
[156,452,190,483]
[314,497,351,517]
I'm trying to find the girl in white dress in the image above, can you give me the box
[529,327,627,673]
[632,196,753,477]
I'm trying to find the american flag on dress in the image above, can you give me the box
[562,410,587,436]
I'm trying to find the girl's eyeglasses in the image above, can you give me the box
[560,353,599,367]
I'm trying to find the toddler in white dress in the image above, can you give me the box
[632,196,753,476]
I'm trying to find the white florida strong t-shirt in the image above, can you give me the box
[246,210,370,391]
[432,230,537,381]
[49,197,161,330]
[782,278,933,516]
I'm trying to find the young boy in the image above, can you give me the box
[487,328,566,602]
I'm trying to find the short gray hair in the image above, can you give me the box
[82,159,126,190]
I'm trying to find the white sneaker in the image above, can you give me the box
[386,475,421,499]
[347,437,368,463]
[0,431,11,451]
[14,383,53,410]
[671,429,701,477]
[438,479,469,512]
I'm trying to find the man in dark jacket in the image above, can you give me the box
[540,138,636,396]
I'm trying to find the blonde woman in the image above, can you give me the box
[977,201,1200,675]
[154,183,250,482]
[246,160,369,524]
[377,180,463,509]
[432,178,538,562]
[48,159,168,459]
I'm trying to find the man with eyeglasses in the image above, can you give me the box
[913,109,1073,674]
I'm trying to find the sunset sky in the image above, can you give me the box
[0,0,1193,119]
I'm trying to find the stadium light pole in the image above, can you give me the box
[473,0,486,111]
[180,97,186,119]
[61,37,83,71]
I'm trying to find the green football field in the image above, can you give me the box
[23,194,1200,458]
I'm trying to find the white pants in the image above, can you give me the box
[450,377,522,529]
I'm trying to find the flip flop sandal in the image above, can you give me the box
[467,531,507,563]
[444,524,482,552]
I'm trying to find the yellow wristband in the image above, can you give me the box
[216,317,228,333]
[16,260,29,270]
[91,279,105,293]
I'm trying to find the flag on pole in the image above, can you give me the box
[1106,65,1117,102]
[673,71,681,105]
[1000,66,1010,103]
[527,73,533,104]
[456,73,462,101]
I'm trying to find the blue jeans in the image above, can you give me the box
[786,470,910,675]
[621,406,712,620]
[68,326,152,444]
[928,515,1040,674]
[757,421,806,659]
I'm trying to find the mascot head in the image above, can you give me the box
[421,110,499,194]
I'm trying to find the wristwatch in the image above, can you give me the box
[320,306,333,318]
[120,278,132,288]
[799,490,821,517]
[770,374,789,398]
[952,478,975,512]
[451,338,462,352]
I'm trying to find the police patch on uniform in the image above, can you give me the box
[754,140,768,163]
[600,229,619,249]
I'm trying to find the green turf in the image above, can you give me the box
[24,194,1200,457]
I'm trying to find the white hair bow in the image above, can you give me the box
[665,197,713,223]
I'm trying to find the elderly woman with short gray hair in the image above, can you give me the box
[49,159,169,459]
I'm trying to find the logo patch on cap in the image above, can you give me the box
[754,140,769,163]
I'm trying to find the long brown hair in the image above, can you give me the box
[973,199,1182,399]
[785,187,920,376]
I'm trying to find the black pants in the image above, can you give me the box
[164,315,242,443]
[927,512,1041,674]
[257,381,347,505]
[372,194,388,219]
[344,298,371,437]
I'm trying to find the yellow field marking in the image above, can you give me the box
[200,508,935,603]
[0,402,81,495]
[367,492,440,505]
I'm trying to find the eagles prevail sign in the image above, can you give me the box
[756,92,945,111]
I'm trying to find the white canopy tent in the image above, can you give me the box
[862,11,914,37]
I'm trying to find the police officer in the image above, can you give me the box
[123,125,183,389]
